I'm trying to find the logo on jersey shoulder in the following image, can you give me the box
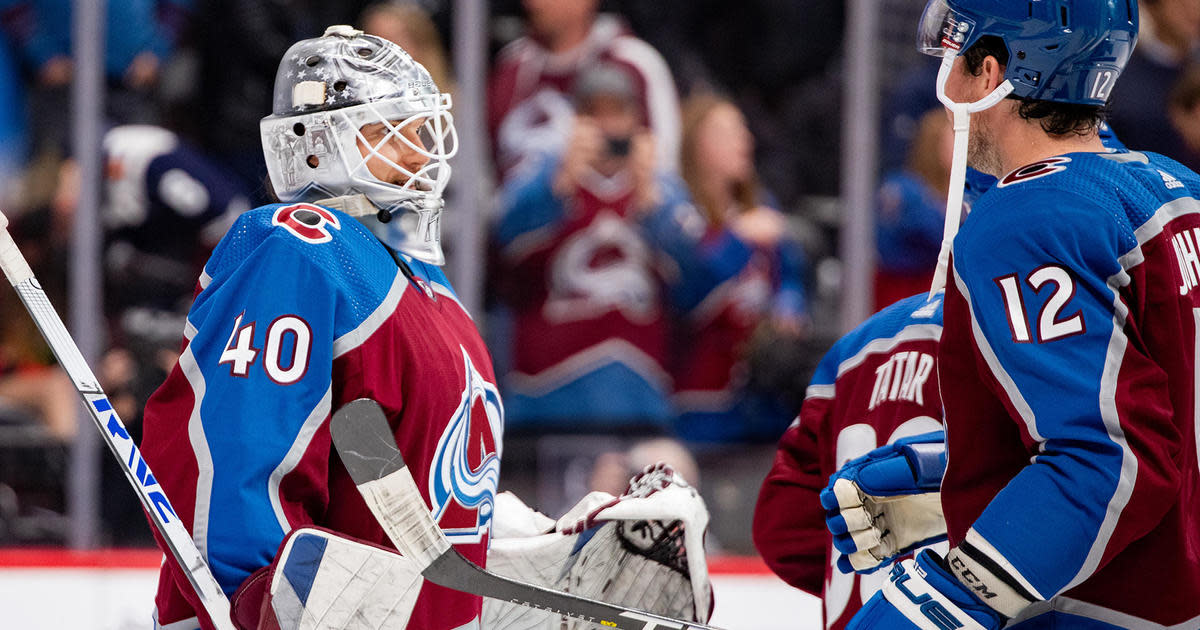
[429,346,504,544]
[1159,169,1184,190]
[272,203,341,244]
[997,157,1071,188]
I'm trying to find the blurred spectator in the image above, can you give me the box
[1169,63,1200,165]
[52,125,250,420]
[671,92,810,444]
[1107,0,1200,163]
[187,1,369,201]
[873,108,950,311]
[0,294,77,443]
[492,63,697,435]
[487,0,680,179]
[0,23,26,204]
[613,0,844,205]
[0,0,193,155]
[589,437,701,497]
[361,1,454,95]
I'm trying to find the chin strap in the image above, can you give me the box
[314,193,377,218]
[929,54,1014,299]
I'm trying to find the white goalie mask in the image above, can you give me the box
[260,25,458,264]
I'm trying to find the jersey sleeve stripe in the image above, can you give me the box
[952,268,1042,441]
[267,387,333,533]
[804,382,835,400]
[964,529,1046,601]
[834,323,942,380]
[1064,283,1138,591]
[1119,196,1200,270]
[1013,596,1200,629]
[180,343,216,562]
[332,269,406,359]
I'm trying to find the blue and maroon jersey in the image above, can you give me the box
[495,158,706,431]
[670,221,809,443]
[141,203,502,630]
[753,292,944,630]
[941,150,1200,628]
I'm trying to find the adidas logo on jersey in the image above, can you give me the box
[1159,170,1184,190]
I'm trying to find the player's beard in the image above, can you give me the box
[966,115,1003,177]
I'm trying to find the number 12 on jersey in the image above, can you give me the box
[995,265,1085,343]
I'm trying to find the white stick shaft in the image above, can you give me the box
[0,218,235,630]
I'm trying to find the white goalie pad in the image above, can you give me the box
[266,528,424,630]
[484,464,713,629]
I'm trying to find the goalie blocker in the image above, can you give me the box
[232,464,713,629]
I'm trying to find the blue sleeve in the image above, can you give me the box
[16,0,68,69]
[494,155,568,249]
[951,187,1149,599]
[638,174,755,312]
[773,238,809,318]
[185,216,342,592]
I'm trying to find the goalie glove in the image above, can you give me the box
[485,463,713,629]
[847,549,1006,630]
[820,430,948,573]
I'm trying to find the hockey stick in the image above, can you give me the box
[331,398,726,630]
[0,213,236,630]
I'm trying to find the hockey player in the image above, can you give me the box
[754,291,946,630]
[826,1,1200,628]
[759,80,1131,630]
[139,26,500,630]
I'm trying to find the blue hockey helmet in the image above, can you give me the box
[917,0,1139,106]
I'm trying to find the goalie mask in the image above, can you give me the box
[260,25,458,265]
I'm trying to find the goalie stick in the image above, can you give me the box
[331,398,726,630]
[0,212,236,630]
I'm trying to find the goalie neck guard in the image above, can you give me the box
[259,25,458,265]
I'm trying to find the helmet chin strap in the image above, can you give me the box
[929,53,1014,298]
[315,193,377,218]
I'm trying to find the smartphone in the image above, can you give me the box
[605,136,632,157]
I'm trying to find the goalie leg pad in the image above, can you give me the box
[263,528,424,630]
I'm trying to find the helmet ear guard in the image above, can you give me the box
[259,25,457,265]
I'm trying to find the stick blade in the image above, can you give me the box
[331,398,406,484]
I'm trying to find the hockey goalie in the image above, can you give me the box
[250,463,712,629]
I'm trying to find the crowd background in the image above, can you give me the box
[0,0,1194,557]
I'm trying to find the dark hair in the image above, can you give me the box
[962,35,1107,137]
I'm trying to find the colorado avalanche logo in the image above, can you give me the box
[429,347,504,544]
[997,157,1071,188]
[272,203,341,243]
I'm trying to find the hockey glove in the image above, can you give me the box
[847,549,1005,630]
[820,430,947,573]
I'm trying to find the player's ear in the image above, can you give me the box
[981,55,1005,93]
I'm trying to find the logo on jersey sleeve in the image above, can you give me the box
[997,157,1071,188]
[429,347,504,544]
[272,203,341,243]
